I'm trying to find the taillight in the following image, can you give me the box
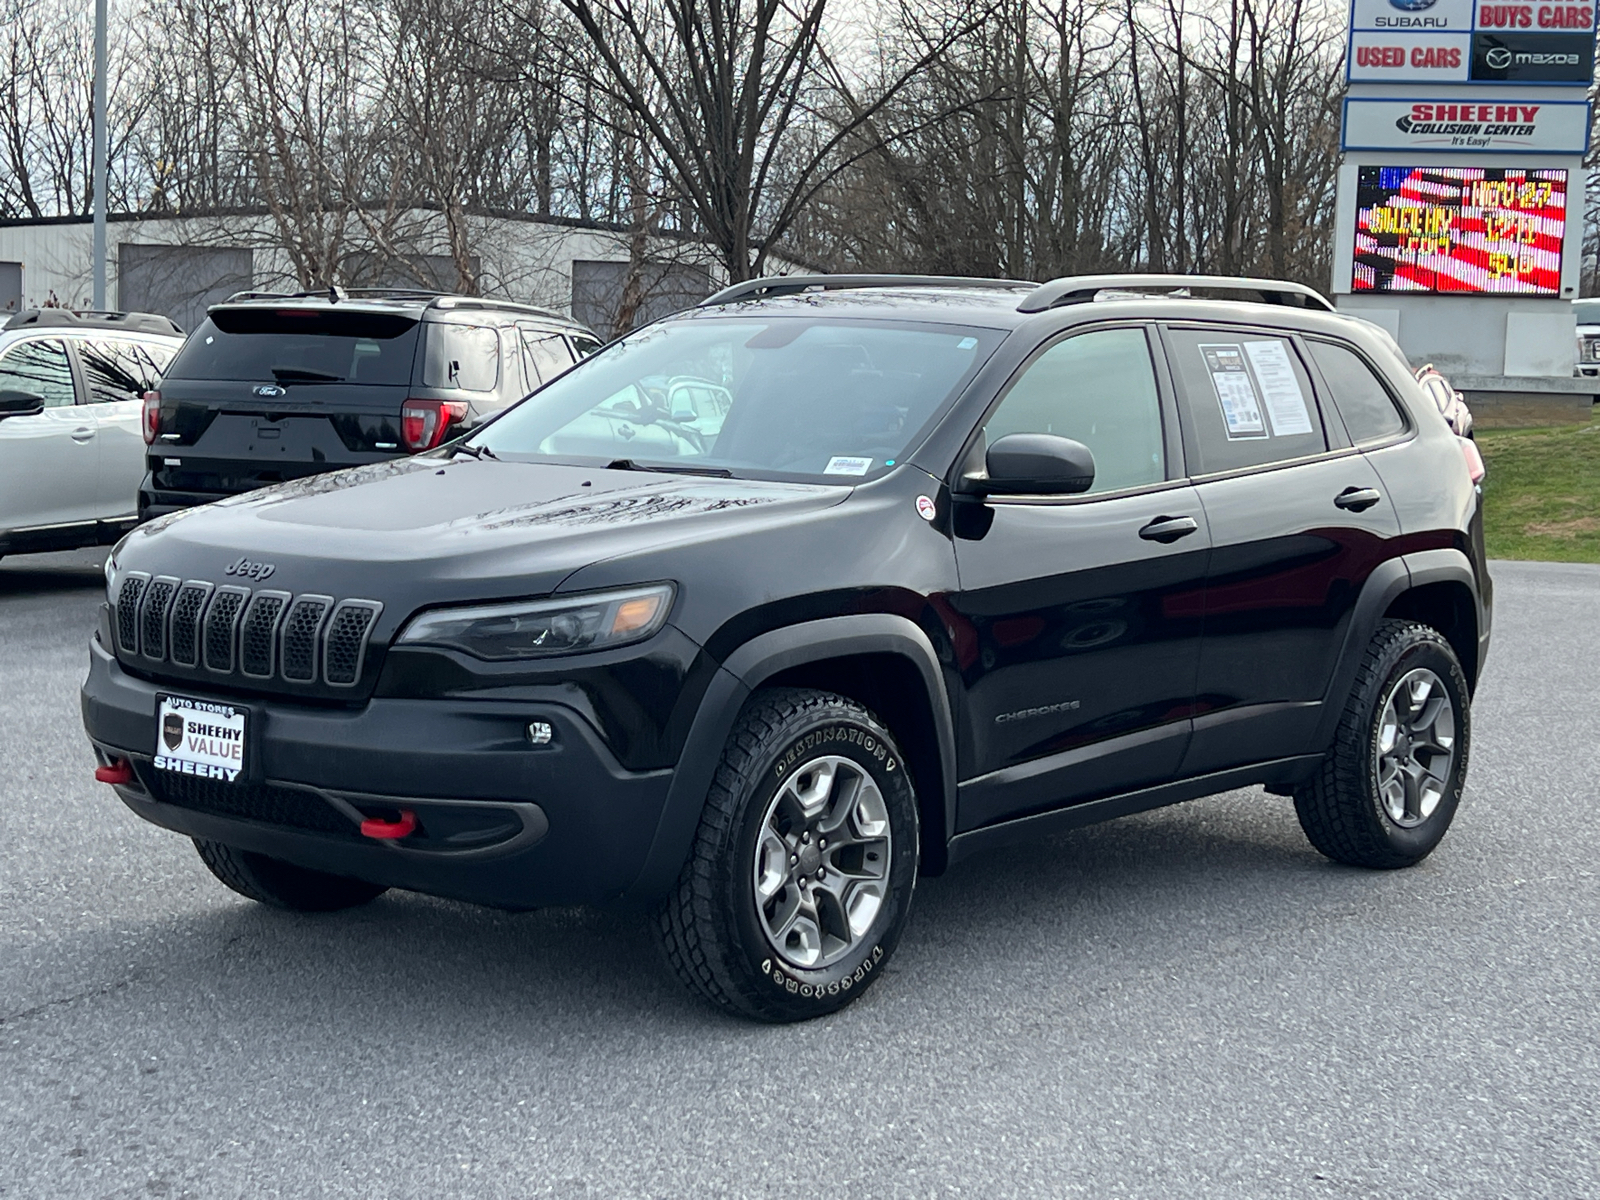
[399,399,468,452]
[141,390,161,445]
[1460,436,1485,485]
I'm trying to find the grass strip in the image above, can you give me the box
[1476,407,1600,563]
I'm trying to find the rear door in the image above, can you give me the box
[74,336,176,517]
[949,323,1210,831]
[0,336,95,532]
[1161,324,1403,776]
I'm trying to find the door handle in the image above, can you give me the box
[1334,486,1382,513]
[70,426,96,442]
[1138,515,1200,543]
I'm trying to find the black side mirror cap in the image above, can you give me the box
[0,390,45,419]
[968,432,1096,496]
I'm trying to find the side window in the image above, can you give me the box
[520,326,575,385]
[78,339,172,404]
[569,334,602,358]
[422,323,499,391]
[1166,328,1326,473]
[1306,340,1407,445]
[0,338,76,408]
[982,327,1165,495]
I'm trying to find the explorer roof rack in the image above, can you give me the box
[700,274,1038,307]
[216,289,572,323]
[1018,274,1335,314]
[3,308,184,336]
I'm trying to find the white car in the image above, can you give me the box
[0,309,184,561]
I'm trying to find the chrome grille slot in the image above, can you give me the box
[280,595,332,682]
[140,577,179,660]
[324,601,382,686]
[239,591,290,678]
[203,586,250,672]
[115,573,149,654]
[168,582,213,667]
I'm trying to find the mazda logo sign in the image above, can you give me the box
[1485,46,1512,68]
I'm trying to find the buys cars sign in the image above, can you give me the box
[1341,97,1591,151]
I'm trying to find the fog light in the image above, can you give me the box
[527,721,553,745]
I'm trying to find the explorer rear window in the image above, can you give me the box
[164,309,421,385]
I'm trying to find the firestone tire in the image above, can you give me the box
[193,839,389,912]
[1294,620,1471,869]
[656,687,920,1023]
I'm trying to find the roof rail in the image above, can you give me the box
[1018,274,1335,314]
[3,308,184,336]
[700,274,1037,307]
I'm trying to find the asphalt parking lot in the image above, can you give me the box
[2,550,1596,1199]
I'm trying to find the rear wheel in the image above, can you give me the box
[1294,620,1471,869]
[193,839,389,911]
[656,688,920,1022]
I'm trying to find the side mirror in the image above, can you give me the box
[974,432,1096,495]
[0,390,45,419]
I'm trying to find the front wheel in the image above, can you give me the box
[657,688,920,1022]
[1295,620,1471,869]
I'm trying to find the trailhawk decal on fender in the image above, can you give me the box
[763,944,884,996]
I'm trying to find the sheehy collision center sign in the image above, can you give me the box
[1341,97,1591,151]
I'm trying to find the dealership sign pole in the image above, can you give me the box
[1331,0,1597,418]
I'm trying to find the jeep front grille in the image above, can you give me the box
[115,571,382,689]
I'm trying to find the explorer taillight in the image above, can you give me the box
[399,399,468,452]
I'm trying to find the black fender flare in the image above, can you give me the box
[618,614,959,906]
[1309,549,1481,752]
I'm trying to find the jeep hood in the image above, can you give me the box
[115,458,848,603]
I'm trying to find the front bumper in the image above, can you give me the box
[82,633,673,908]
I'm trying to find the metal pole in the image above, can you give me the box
[92,0,108,310]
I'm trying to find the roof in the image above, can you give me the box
[211,288,588,330]
[681,273,1347,335]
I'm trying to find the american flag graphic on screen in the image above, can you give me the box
[1352,167,1566,295]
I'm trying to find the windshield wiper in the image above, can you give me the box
[606,458,732,478]
[270,366,343,382]
[449,442,498,460]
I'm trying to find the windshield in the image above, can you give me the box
[164,309,421,384]
[1575,299,1600,326]
[469,317,1003,482]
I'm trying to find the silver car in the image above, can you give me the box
[0,309,184,562]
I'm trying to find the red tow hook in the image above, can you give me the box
[360,809,418,840]
[95,758,134,785]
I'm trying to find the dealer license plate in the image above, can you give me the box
[154,695,247,782]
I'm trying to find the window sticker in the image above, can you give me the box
[1199,344,1266,439]
[824,455,873,476]
[1243,340,1314,437]
[957,337,979,350]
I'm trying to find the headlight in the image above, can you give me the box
[395,584,675,661]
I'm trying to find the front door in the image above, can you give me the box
[1160,325,1404,775]
[0,337,95,532]
[950,325,1210,832]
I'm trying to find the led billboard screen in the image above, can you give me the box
[1352,166,1566,293]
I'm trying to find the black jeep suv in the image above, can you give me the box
[138,290,600,519]
[84,273,1491,1022]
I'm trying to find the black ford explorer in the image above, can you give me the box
[83,273,1492,1022]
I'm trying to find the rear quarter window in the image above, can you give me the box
[423,324,500,391]
[1305,340,1407,445]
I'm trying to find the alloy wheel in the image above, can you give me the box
[753,755,892,970]
[1375,667,1457,828]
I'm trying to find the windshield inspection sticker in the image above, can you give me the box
[824,456,873,476]
[1199,343,1267,439]
[1243,340,1314,437]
